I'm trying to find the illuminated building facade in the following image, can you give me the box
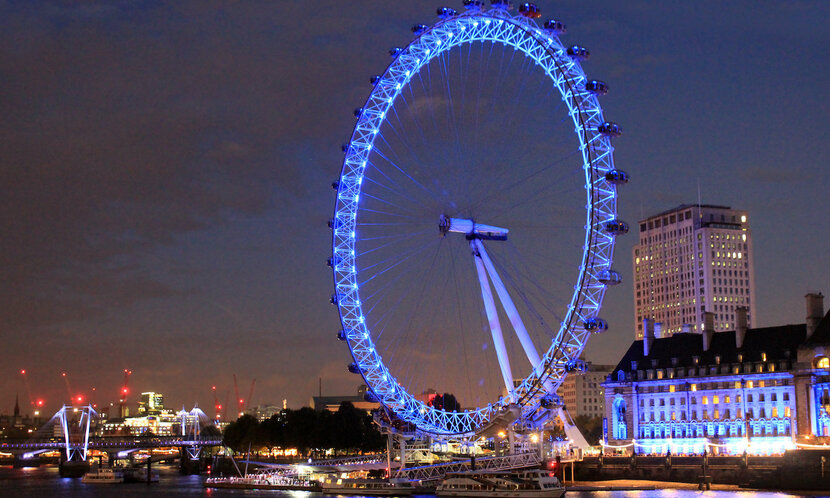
[253,404,282,421]
[557,362,613,419]
[310,385,379,413]
[604,293,830,455]
[100,410,180,436]
[138,392,164,414]
[633,204,755,339]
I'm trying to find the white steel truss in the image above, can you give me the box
[331,4,627,436]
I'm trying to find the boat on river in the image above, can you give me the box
[205,472,321,491]
[436,469,565,498]
[321,477,417,496]
[81,467,124,484]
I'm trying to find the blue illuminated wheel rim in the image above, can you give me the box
[331,4,624,436]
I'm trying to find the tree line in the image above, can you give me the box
[222,402,385,457]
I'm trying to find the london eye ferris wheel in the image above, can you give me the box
[330,0,629,436]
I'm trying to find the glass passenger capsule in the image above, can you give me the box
[566,45,590,60]
[518,3,541,18]
[463,0,485,10]
[604,219,629,235]
[604,169,630,185]
[598,121,622,136]
[585,79,609,95]
[543,19,566,34]
[436,7,458,18]
[597,269,622,286]
[584,317,609,333]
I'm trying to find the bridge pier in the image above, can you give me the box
[179,446,205,475]
[58,452,89,478]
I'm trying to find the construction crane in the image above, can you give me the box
[211,385,222,421]
[225,390,230,422]
[19,370,34,412]
[246,379,256,413]
[20,369,44,416]
[119,369,132,418]
[233,374,243,418]
[61,372,82,405]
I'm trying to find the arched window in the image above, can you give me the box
[613,397,628,440]
[816,357,830,369]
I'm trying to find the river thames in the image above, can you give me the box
[0,465,824,498]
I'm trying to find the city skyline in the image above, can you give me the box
[1,1,829,415]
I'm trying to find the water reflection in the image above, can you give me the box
[0,466,821,497]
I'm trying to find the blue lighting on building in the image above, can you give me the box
[602,300,830,455]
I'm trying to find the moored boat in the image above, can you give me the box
[436,469,564,498]
[81,467,124,484]
[321,477,417,496]
[205,473,321,491]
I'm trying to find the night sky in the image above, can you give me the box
[1,1,828,417]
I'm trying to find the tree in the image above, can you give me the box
[285,407,319,456]
[573,415,604,445]
[360,412,386,453]
[431,393,461,412]
[223,414,258,452]
[331,402,364,451]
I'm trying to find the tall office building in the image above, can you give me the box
[138,392,164,414]
[633,204,755,339]
[556,362,613,419]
